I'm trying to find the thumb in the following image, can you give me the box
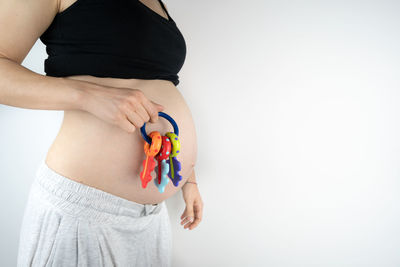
[152,101,165,111]
[181,204,195,222]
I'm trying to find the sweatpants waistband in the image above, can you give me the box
[32,158,165,224]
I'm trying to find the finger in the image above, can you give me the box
[181,204,194,227]
[151,100,165,111]
[142,100,161,123]
[188,216,201,230]
[187,202,203,230]
[135,104,150,123]
[180,208,187,220]
[181,216,194,225]
[180,207,186,220]
[190,204,203,229]
[182,215,194,227]
[180,206,194,224]
[180,203,194,219]
[188,219,200,230]
[183,221,193,229]
[184,203,194,220]
[180,207,193,224]
[126,111,144,128]
[120,116,137,133]
[194,202,203,223]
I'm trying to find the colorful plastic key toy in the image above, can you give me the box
[140,131,161,188]
[140,111,182,192]
[165,132,182,187]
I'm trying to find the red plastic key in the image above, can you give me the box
[155,135,172,184]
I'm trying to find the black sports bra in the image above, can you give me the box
[39,0,187,86]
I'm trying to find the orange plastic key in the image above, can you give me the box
[140,131,162,188]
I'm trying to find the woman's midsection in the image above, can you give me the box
[45,75,198,205]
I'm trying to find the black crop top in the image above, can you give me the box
[39,0,187,86]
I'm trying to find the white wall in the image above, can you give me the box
[2,0,400,266]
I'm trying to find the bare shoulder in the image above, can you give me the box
[0,0,60,64]
[58,0,79,13]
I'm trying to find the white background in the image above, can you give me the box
[1,0,400,266]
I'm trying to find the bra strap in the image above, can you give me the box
[157,0,172,21]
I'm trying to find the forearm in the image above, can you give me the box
[185,168,197,183]
[0,57,87,111]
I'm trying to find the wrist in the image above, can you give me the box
[183,180,198,188]
[183,168,197,187]
[60,77,97,112]
[186,177,196,183]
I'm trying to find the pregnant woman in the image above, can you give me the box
[0,0,203,265]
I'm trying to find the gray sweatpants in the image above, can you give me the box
[17,159,172,267]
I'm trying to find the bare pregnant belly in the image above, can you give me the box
[45,76,198,205]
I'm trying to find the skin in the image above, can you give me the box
[0,0,203,230]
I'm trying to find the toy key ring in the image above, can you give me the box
[140,112,179,144]
[139,111,183,189]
